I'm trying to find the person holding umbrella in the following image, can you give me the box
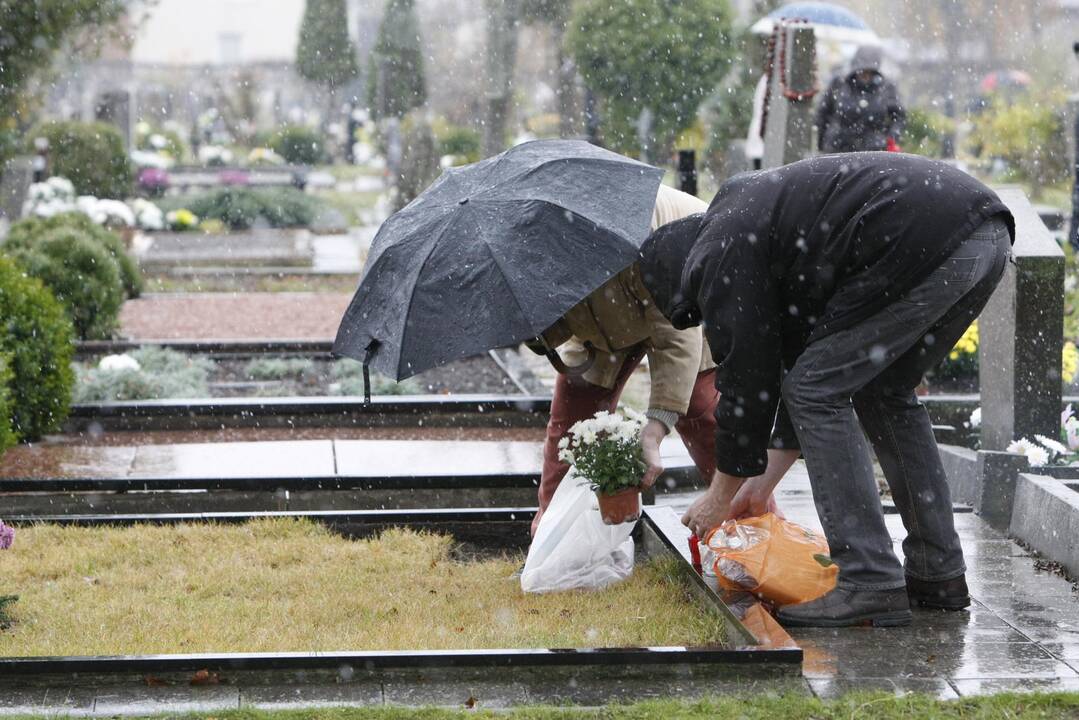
[638,152,1014,627]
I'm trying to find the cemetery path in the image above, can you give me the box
[119,292,352,341]
[660,468,1079,698]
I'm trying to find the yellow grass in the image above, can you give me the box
[0,519,726,657]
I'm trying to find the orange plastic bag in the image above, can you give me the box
[702,513,837,607]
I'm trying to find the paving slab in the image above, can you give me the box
[130,440,336,479]
[92,686,241,714]
[951,677,1079,696]
[239,683,383,709]
[334,440,543,477]
[0,445,136,480]
[808,677,959,700]
[0,687,95,715]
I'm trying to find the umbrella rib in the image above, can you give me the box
[393,211,463,379]
[476,228,537,340]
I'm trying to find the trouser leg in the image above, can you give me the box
[673,369,720,483]
[783,216,1011,590]
[534,351,645,534]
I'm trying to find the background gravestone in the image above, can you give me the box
[0,155,35,223]
[979,188,1065,451]
[761,23,816,170]
[95,90,133,149]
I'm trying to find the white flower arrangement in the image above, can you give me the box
[98,354,141,372]
[130,198,164,231]
[1006,438,1050,468]
[558,408,646,495]
[22,177,77,218]
[21,175,165,231]
[78,196,136,228]
[198,145,234,167]
[968,407,981,429]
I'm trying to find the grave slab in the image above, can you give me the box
[808,677,959,700]
[92,686,241,714]
[129,440,336,479]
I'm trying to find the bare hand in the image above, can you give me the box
[727,477,784,520]
[638,419,668,489]
[681,472,743,537]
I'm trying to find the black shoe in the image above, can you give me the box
[906,574,971,610]
[776,587,912,628]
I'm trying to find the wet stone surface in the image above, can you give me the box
[3,459,1079,712]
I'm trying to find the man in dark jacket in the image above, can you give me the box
[639,153,1014,627]
[816,46,905,153]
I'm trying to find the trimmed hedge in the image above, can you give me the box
[30,121,133,198]
[0,256,76,441]
[269,124,325,165]
[73,346,213,403]
[7,228,125,340]
[158,187,320,230]
[0,353,15,456]
[4,212,142,298]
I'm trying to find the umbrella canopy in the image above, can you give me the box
[979,69,1032,94]
[751,2,880,47]
[333,139,663,386]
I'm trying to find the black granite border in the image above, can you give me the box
[0,508,802,676]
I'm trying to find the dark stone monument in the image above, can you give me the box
[975,450,1030,531]
[980,188,1065,451]
[95,89,133,149]
[677,150,697,196]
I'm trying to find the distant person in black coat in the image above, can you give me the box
[816,46,905,153]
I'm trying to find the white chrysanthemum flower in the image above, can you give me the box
[1035,434,1069,459]
[45,176,75,200]
[968,407,981,429]
[1007,438,1050,467]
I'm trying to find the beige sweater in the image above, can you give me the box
[543,185,714,417]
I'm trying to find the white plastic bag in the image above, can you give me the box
[520,471,635,593]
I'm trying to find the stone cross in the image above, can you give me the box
[979,188,1065,451]
[761,22,816,169]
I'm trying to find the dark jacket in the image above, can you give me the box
[816,71,905,153]
[639,153,1014,477]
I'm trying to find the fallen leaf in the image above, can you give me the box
[143,675,169,687]
[464,695,477,709]
[190,669,220,686]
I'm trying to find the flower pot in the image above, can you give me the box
[596,486,641,525]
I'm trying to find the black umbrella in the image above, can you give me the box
[332,139,664,399]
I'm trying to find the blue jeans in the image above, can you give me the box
[783,216,1012,590]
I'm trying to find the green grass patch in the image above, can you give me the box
[7,692,1079,719]
[0,520,725,657]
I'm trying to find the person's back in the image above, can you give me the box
[816,46,904,153]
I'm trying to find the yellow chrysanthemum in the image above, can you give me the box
[1063,341,1078,385]
[949,321,979,358]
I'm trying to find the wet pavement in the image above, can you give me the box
[0,437,687,481]
[657,465,1079,699]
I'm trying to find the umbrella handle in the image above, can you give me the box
[527,335,597,377]
[362,340,381,405]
